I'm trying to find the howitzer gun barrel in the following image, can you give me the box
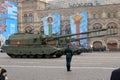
[47,28,107,41]
[55,28,107,39]
[70,32,117,42]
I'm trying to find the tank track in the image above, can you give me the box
[3,45,63,58]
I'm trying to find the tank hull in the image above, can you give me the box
[2,45,63,58]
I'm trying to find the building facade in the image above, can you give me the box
[0,0,120,51]
[48,0,120,9]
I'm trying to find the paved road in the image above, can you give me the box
[0,52,120,80]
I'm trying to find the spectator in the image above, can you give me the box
[0,67,8,80]
[110,68,120,80]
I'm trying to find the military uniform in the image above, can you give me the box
[110,68,120,80]
[64,45,73,71]
[0,67,8,80]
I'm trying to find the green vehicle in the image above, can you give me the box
[2,33,64,58]
[2,28,109,58]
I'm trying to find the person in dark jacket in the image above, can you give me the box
[0,67,8,80]
[110,68,120,80]
[64,45,73,72]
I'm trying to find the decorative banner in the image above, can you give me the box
[6,1,18,20]
[42,13,60,36]
[70,12,88,46]
[0,1,18,47]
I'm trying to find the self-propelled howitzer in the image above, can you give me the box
[2,33,64,58]
[2,28,107,58]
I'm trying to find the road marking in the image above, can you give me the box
[73,57,120,59]
[0,65,117,70]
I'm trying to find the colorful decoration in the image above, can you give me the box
[73,12,83,45]
[47,15,54,36]
[42,13,60,36]
[70,12,88,46]
[0,1,18,47]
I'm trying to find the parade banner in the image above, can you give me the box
[42,13,60,36]
[70,12,88,46]
[6,1,18,20]
[0,1,18,47]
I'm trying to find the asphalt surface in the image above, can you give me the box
[0,52,120,80]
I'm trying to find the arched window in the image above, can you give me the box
[24,14,28,22]
[93,41,102,48]
[29,13,33,22]
[107,22,118,36]
[92,23,102,36]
